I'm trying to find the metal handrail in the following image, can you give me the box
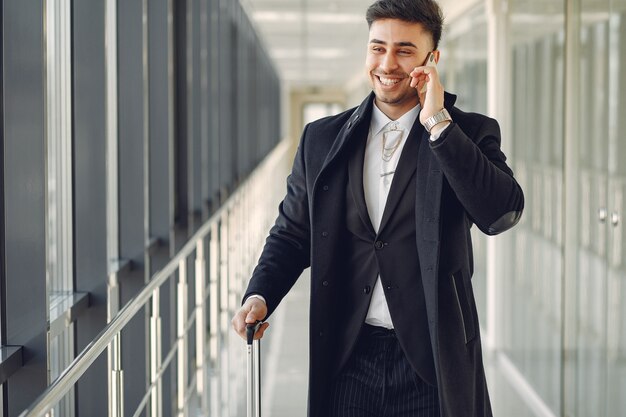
[19,138,291,417]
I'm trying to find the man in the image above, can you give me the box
[232,0,524,415]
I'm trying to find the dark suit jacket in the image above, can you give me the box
[245,92,524,417]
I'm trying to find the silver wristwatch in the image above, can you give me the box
[423,108,452,133]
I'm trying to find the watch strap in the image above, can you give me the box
[423,108,452,133]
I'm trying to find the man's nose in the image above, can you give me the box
[380,52,398,72]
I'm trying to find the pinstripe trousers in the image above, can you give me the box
[329,324,440,417]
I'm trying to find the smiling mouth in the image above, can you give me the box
[375,75,405,86]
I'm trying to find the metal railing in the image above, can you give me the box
[19,139,292,417]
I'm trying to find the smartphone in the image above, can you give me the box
[420,52,437,94]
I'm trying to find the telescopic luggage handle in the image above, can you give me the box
[246,321,263,417]
[246,321,263,345]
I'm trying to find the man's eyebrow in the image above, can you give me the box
[369,39,417,48]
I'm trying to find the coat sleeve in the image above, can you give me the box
[430,117,524,235]
[243,125,312,318]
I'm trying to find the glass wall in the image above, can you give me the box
[605,3,626,414]
[576,5,610,416]
[501,2,566,413]
[576,0,626,415]
[442,2,565,414]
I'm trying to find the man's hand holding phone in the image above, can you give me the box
[410,51,449,134]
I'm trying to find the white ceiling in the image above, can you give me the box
[240,0,478,89]
[240,0,372,88]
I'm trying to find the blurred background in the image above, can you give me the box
[1,0,625,416]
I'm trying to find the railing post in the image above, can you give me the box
[219,214,230,416]
[109,334,124,417]
[149,289,162,417]
[177,259,188,417]
[195,239,208,414]
[209,222,220,417]
[107,272,124,417]
[230,198,245,416]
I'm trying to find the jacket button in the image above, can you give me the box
[364,285,371,294]
[323,280,329,287]
[323,185,329,191]
[319,331,324,337]
[322,231,329,237]
[374,240,384,250]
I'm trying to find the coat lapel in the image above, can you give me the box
[348,129,376,236]
[315,93,374,191]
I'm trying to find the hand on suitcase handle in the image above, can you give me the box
[232,296,270,341]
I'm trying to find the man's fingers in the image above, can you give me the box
[410,68,429,90]
[253,322,270,340]
[231,310,249,340]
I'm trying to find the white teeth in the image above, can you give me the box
[379,77,400,86]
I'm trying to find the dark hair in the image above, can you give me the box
[365,0,444,49]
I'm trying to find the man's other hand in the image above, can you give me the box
[231,297,269,341]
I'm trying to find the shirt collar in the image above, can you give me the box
[370,102,421,137]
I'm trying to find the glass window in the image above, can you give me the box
[45,0,75,415]
[576,6,610,416]
[441,6,488,114]
[578,0,626,415]
[46,0,74,298]
[606,1,626,415]
[499,1,565,415]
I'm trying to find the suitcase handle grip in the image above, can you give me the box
[246,321,263,345]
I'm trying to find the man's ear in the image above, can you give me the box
[433,50,441,64]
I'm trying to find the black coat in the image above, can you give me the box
[245,92,524,417]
